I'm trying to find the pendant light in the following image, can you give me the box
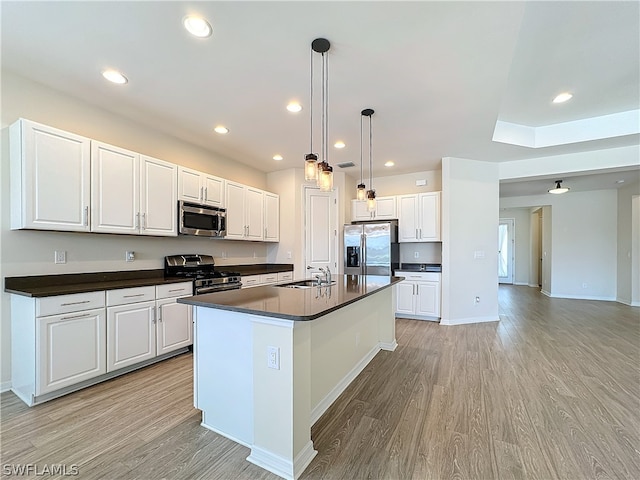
[357,109,373,201]
[364,109,376,211]
[548,180,570,194]
[304,41,319,181]
[304,38,334,191]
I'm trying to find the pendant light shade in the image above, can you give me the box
[357,183,367,201]
[548,180,570,194]
[304,38,333,190]
[363,108,376,211]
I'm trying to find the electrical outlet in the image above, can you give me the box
[125,251,135,262]
[355,332,361,347]
[582,283,588,289]
[414,251,419,258]
[287,251,292,259]
[267,346,280,370]
[474,296,480,304]
[54,250,66,264]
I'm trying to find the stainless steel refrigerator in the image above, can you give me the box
[344,221,399,275]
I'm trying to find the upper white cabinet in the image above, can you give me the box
[10,119,91,232]
[351,196,397,222]
[398,192,441,242]
[178,166,224,207]
[91,143,177,236]
[264,192,279,242]
[225,181,268,241]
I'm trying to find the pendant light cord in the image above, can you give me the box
[360,114,364,184]
[321,51,328,164]
[369,113,373,190]
[309,47,314,154]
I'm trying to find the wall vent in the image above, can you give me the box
[336,162,355,168]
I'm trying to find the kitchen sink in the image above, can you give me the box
[276,279,337,289]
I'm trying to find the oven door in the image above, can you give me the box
[179,201,225,237]
[196,283,242,294]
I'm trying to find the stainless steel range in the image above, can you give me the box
[164,254,242,294]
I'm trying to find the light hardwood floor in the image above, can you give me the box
[1,286,639,479]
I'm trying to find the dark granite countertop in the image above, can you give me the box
[396,263,442,273]
[178,274,403,321]
[4,263,295,298]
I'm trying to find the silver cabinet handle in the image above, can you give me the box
[142,213,146,230]
[135,212,140,229]
[419,228,422,239]
[61,300,90,306]
[204,187,208,202]
[61,312,91,321]
[151,306,156,324]
[264,227,267,238]
[123,293,145,298]
[200,186,204,202]
[168,288,184,293]
[84,206,89,226]
[416,284,419,295]
[157,305,162,322]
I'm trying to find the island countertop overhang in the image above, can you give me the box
[178,274,404,321]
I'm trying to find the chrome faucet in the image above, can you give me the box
[318,266,331,284]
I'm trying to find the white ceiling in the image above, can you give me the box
[2,1,639,194]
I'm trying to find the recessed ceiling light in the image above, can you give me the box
[273,154,283,161]
[552,92,573,103]
[334,141,346,149]
[384,161,395,167]
[213,125,229,134]
[102,69,128,84]
[616,179,625,184]
[183,16,212,38]
[286,102,302,113]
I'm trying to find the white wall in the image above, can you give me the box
[441,157,500,325]
[348,170,442,197]
[501,189,618,300]
[0,71,275,388]
[499,208,531,285]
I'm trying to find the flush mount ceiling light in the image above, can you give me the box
[304,38,334,192]
[273,154,283,161]
[102,69,128,84]
[183,15,212,38]
[286,102,302,113]
[552,92,573,103]
[334,141,345,149]
[384,161,395,167]
[548,180,570,194]
[213,125,229,134]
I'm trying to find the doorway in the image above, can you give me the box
[304,186,338,277]
[498,218,514,284]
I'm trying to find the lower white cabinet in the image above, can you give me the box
[242,271,293,288]
[107,299,156,372]
[277,271,293,282]
[395,271,441,320]
[37,308,106,395]
[156,283,193,356]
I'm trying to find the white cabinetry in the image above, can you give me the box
[155,282,193,356]
[92,143,177,236]
[277,271,293,282]
[10,119,91,232]
[241,275,261,288]
[351,196,397,222]
[225,181,266,241]
[11,291,106,405]
[106,286,156,372]
[398,192,441,242]
[264,192,280,242]
[395,271,441,320]
[241,271,293,288]
[178,166,224,207]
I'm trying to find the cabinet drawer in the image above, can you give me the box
[395,271,441,282]
[156,282,193,299]
[37,291,105,317]
[277,271,293,282]
[241,275,261,288]
[260,273,278,284]
[107,286,155,306]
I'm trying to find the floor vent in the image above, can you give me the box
[336,162,355,168]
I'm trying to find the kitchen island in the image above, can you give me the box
[178,274,402,480]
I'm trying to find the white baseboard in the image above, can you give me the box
[616,299,640,307]
[439,315,500,326]
[1,381,12,393]
[310,344,380,425]
[379,340,398,351]
[247,441,317,480]
[200,420,250,448]
[514,282,528,286]
[541,289,551,297]
[546,293,616,301]
[528,284,540,288]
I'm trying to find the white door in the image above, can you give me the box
[178,166,203,203]
[36,308,106,395]
[264,192,280,242]
[415,281,440,317]
[14,119,91,232]
[203,174,225,207]
[225,181,246,239]
[395,282,416,316]
[498,218,515,284]
[397,194,419,242]
[91,141,139,234]
[140,155,177,236]
[107,301,156,372]
[156,297,192,355]
[245,187,264,241]
[305,187,337,276]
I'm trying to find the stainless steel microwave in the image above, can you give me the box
[178,201,226,237]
